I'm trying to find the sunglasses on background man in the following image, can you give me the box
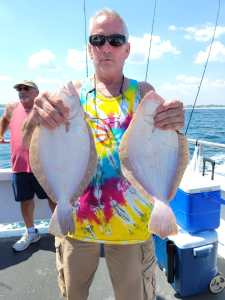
[16,86,32,92]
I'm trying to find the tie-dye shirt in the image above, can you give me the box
[69,78,152,244]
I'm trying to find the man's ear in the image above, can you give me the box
[124,42,130,59]
[88,44,93,60]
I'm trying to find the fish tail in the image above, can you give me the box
[148,200,178,238]
[57,204,75,234]
[48,205,75,237]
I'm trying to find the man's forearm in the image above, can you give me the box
[0,117,9,142]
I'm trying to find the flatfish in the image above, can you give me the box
[29,82,97,236]
[119,91,189,238]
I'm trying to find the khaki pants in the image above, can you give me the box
[55,238,156,300]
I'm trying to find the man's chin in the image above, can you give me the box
[20,97,33,103]
[20,98,33,109]
[99,62,116,72]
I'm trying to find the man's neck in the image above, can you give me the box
[94,73,125,97]
[20,100,34,112]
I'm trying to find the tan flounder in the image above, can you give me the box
[30,82,97,236]
[119,91,189,238]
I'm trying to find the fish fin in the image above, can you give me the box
[48,207,64,237]
[56,204,75,235]
[148,201,178,238]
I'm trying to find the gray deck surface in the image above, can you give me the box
[0,235,224,300]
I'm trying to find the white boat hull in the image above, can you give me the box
[0,168,51,237]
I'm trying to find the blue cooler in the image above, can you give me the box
[170,175,221,233]
[153,230,218,297]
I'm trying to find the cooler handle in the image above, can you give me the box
[193,244,213,257]
[166,240,175,283]
[220,198,225,205]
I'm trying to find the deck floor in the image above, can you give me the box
[0,234,225,300]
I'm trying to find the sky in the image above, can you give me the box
[0,0,225,106]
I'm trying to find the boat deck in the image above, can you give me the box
[0,234,225,300]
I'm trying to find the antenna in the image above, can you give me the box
[83,0,89,77]
[144,0,157,82]
[185,0,221,135]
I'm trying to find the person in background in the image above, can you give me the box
[0,80,56,252]
[23,9,184,300]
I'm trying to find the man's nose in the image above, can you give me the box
[101,41,112,52]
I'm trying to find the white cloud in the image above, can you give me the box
[31,77,64,94]
[0,75,12,81]
[195,41,225,64]
[210,79,225,87]
[169,24,225,42]
[28,49,56,69]
[168,25,177,31]
[128,34,180,64]
[66,49,86,70]
[158,75,225,105]
[176,75,200,85]
[184,25,215,42]
[35,77,62,85]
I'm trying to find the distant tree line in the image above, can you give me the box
[185,104,225,108]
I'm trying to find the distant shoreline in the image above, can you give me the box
[185,106,225,110]
[185,104,225,108]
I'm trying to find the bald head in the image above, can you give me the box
[89,9,129,39]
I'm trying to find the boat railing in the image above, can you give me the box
[188,138,225,149]
[187,138,225,200]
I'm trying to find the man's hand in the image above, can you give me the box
[33,92,69,129]
[0,139,10,144]
[154,100,184,131]
[0,111,11,143]
[22,91,71,146]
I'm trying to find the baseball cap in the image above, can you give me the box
[13,80,39,91]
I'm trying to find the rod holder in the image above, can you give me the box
[202,157,216,180]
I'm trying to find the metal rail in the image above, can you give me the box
[188,138,225,149]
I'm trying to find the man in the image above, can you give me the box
[0,80,56,252]
[24,9,184,300]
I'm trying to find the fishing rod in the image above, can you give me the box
[83,0,89,77]
[144,0,157,82]
[185,0,221,135]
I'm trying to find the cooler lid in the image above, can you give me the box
[168,229,218,249]
[179,172,220,193]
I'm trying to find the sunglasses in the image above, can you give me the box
[16,86,31,92]
[89,34,127,47]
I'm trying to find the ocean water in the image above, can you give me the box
[184,108,225,176]
[1,107,225,171]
